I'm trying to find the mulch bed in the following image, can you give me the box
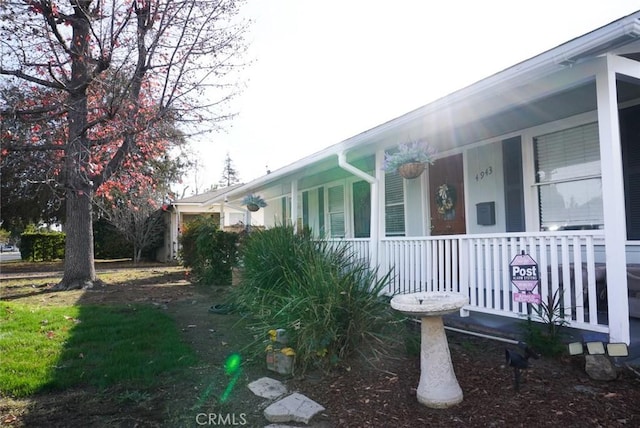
[290,331,640,427]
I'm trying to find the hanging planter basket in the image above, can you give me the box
[242,194,267,212]
[398,162,425,179]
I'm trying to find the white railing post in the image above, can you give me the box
[459,237,470,317]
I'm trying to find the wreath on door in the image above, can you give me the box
[435,183,456,215]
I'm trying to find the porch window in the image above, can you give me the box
[318,187,325,236]
[281,197,289,224]
[534,122,603,230]
[352,180,371,238]
[385,173,405,236]
[327,185,345,237]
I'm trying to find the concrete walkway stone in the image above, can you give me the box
[248,377,288,399]
[263,392,325,424]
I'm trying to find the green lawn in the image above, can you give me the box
[0,302,196,397]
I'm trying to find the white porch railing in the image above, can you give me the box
[340,231,609,334]
[325,238,370,265]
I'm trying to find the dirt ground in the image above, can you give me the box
[1,262,640,427]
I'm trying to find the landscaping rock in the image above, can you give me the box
[263,392,325,424]
[585,354,618,381]
[248,377,288,399]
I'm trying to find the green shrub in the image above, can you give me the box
[179,217,239,285]
[19,231,65,261]
[231,225,400,373]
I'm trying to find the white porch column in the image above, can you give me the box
[336,151,380,269]
[290,180,298,231]
[376,149,386,278]
[596,55,629,344]
[173,206,181,260]
[369,150,384,269]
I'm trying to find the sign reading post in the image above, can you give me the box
[509,251,541,304]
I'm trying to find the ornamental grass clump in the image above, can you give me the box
[230,225,401,373]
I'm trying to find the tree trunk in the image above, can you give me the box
[53,7,100,290]
[56,187,99,289]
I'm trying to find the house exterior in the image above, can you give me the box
[208,11,640,344]
[159,185,265,261]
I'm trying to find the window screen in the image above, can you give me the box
[352,180,371,238]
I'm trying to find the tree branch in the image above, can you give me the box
[0,68,66,90]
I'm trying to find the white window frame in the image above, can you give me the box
[327,183,346,238]
[384,171,405,236]
[521,112,599,231]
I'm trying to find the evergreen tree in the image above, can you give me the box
[218,153,240,188]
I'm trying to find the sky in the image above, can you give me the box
[182,0,640,195]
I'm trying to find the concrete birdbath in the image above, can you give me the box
[390,291,469,408]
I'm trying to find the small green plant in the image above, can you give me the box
[383,140,436,174]
[521,288,569,357]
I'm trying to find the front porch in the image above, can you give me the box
[334,229,638,347]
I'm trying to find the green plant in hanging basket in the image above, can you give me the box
[383,140,436,177]
[242,194,267,211]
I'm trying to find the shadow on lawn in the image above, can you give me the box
[12,277,199,427]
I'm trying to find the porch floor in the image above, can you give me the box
[442,311,640,367]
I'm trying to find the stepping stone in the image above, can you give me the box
[248,377,287,399]
[264,392,325,424]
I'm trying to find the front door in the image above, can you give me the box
[429,153,466,235]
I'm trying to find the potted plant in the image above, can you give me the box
[242,194,267,212]
[383,140,435,179]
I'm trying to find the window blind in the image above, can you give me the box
[385,173,405,236]
[328,185,345,237]
[534,122,603,229]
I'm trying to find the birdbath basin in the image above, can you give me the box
[390,291,468,408]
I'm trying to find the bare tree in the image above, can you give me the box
[0,1,248,289]
[95,188,166,263]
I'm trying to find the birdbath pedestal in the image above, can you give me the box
[390,291,469,408]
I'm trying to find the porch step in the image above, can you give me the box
[443,312,525,343]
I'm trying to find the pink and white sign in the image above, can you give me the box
[514,292,541,304]
[510,252,540,303]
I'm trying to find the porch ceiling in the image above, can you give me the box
[377,73,640,153]
[443,76,640,147]
[435,81,598,145]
